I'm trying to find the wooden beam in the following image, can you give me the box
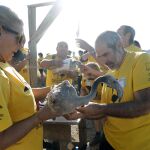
[28,7,38,87]
[28,0,63,87]
[29,0,63,44]
[28,2,55,8]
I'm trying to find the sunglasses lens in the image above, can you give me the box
[16,35,24,44]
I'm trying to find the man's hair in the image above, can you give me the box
[95,31,122,51]
[86,62,100,71]
[38,52,43,57]
[121,25,135,44]
[0,5,23,33]
[133,40,141,48]
[57,41,68,49]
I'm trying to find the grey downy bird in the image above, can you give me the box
[46,75,123,115]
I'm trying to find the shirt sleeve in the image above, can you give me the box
[133,53,150,92]
[0,75,12,131]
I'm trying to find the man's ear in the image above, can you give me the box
[116,40,122,49]
[126,32,131,42]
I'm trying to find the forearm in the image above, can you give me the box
[85,114,105,120]
[32,87,50,102]
[67,70,78,79]
[92,69,105,77]
[0,114,40,150]
[103,100,150,118]
[40,59,56,69]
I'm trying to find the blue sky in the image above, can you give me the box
[0,0,150,56]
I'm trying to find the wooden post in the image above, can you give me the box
[28,6,37,87]
[27,0,63,87]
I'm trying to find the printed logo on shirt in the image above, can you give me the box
[118,77,126,88]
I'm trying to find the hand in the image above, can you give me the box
[76,102,105,119]
[36,104,62,121]
[80,65,104,77]
[76,39,95,52]
[80,53,90,62]
[63,111,84,120]
[80,64,93,74]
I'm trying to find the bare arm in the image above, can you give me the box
[58,69,79,79]
[0,114,40,150]
[80,65,105,77]
[40,59,62,69]
[103,88,150,118]
[0,104,61,150]
[75,88,150,120]
[76,39,95,54]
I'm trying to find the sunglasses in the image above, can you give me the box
[2,25,24,44]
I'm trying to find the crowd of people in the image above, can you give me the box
[1,4,150,150]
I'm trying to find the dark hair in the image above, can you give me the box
[38,52,43,57]
[121,25,135,44]
[133,40,141,48]
[0,5,23,34]
[57,41,68,49]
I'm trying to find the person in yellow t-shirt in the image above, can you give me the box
[76,38,109,71]
[0,6,63,150]
[80,62,104,147]
[65,31,150,150]
[117,25,142,52]
[38,52,45,86]
[40,41,78,88]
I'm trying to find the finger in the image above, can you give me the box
[63,114,70,120]
[76,107,86,113]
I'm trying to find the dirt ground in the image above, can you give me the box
[43,119,100,150]
[71,119,100,150]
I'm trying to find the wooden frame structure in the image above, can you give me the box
[28,0,63,87]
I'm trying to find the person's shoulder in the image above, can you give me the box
[126,44,141,52]
[134,51,150,57]
[0,67,8,80]
[132,51,150,63]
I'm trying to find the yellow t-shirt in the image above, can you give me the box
[126,44,141,52]
[19,48,30,84]
[101,52,150,150]
[19,66,30,84]
[87,55,96,62]
[46,55,72,87]
[38,57,43,69]
[0,62,43,150]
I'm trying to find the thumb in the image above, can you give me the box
[76,106,85,113]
